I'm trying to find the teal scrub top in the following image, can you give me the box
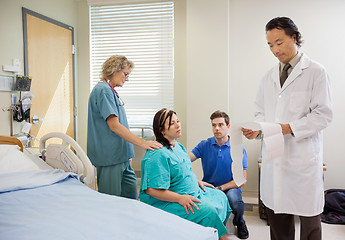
[87,81,134,166]
[140,142,201,205]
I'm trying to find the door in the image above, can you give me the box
[23,8,75,141]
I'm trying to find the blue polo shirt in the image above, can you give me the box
[191,136,248,187]
[87,81,134,166]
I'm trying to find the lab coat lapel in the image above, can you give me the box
[272,65,281,92]
[280,54,311,93]
[281,66,302,92]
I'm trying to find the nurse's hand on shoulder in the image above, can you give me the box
[242,128,260,139]
[140,140,162,151]
[178,195,202,215]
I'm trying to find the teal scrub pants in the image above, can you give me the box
[97,161,138,199]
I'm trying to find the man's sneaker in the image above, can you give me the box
[237,222,249,239]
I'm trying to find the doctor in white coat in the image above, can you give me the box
[243,17,332,240]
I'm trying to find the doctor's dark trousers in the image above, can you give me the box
[266,207,322,240]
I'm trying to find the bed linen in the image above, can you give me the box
[0,169,218,240]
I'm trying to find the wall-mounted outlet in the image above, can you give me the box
[2,59,22,74]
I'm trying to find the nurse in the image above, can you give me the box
[242,17,333,240]
[87,55,162,199]
[139,108,231,240]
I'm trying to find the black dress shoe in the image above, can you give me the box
[237,222,249,239]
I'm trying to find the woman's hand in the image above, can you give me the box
[107,115,163,150]
[242,128,260,139]
[177,195,202,215]
[145,188,201,214]
[141,141,163,151]
[197,180,215,192]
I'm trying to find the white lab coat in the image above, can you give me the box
[255,53,333,216]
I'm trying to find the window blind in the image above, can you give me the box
[90,2,174,127]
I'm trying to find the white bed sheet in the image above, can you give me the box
[23,148,53,170]
[0,155,218,240]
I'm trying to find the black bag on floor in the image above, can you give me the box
[321,189,345,224]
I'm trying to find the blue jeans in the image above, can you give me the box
[225,188,245,226]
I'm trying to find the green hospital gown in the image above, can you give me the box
[139,142,231,237]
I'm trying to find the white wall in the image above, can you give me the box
[75,0,90,151]
[0,0,85,144]
[0,1,25,135]
[184,0,231,181]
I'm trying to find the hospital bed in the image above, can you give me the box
[0,132,218,240]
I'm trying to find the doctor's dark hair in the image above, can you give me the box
[210,110,230,125]
[265,17,303,47]
[101,55,134,80]
[153,108,176,150]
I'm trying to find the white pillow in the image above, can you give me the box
[0,145,41,173]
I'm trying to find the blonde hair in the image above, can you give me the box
[101,55,134,80]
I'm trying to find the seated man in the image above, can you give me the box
[140,108,231,240]
[189,110,249,239]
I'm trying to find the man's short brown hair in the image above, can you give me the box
[210,110,230,125]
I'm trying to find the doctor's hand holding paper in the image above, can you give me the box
[243,17,332,240]
[242,123,291,139]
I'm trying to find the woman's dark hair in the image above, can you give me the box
[265,17,302,47]
[153,108,176,149]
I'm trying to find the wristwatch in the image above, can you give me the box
[216,186,223,191]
